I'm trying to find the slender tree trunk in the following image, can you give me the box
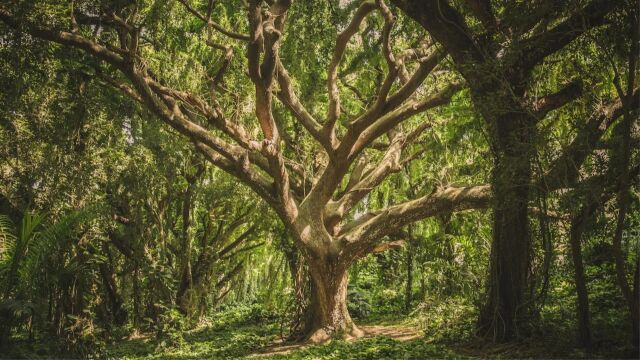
[0,309,12,351]
[98,262,128,326]
[405,244,413,313]
[284,247,309,338]
[614,6,639,351]
[303,256,362,343]
[569,207,593,348]
[438,214,455,294]
[132,266,141,330]
[419,261,426,300]
[535,191,553,307]
[632,259,639,352]
[177,172,197,313]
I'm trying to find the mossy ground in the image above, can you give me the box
[3,305,637,359]
[103,322,462,360]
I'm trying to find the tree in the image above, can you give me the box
[390,0,636,340]
[0,0,491,341]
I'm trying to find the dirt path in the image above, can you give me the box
[359,325,421,342]
[249,324,421,358]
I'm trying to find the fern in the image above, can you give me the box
[21,209,96,294]
[0,214,16,265]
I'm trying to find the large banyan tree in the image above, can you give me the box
[1,0,636,342]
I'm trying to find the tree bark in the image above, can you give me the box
[303,256,362,343]
[478,113,534,341]
[176,162,203,314]
[569,206,593,348]
[632,259,639,352]
[405,242,414,313]
[98,261,128,326]
[284,246,309,339]
[132,266,141,330]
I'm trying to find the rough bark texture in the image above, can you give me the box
[390,0,621,342]
[303,256,362,343]
[479,150,532,340]
[284,247,309,339]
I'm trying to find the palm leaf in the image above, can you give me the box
[0,214,16,261]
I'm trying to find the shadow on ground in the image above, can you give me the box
[104,321,465,359]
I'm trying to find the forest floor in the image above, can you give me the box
[100,316,637,360]
[7,306,637,359]
[250,324,421,357]
[102,316,469,359]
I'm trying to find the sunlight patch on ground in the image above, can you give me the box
[249,324,421,358]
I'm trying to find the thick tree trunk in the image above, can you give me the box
[303,257,362,343]
[478,119,533,341]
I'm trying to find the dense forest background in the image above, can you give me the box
[0,0,638,358]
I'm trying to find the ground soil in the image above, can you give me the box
[250,324,421,357]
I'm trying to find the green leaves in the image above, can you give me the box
[0,211,44,297]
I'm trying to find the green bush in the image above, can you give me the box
[415,295,477,343]
[348,286,372,318]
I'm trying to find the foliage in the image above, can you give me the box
[416,295,477,343]
[0,0,638,358]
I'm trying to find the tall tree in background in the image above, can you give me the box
[391,0,636,340]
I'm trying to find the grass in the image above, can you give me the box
[103,323,465,360]
[6,318,637,359]
[4,300,637,359]
[100,307,468,359]
[258,337,464,360]
[105,323,279,359]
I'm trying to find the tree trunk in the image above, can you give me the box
[284,247,309,338]
[438,214,455,295]
[0,309,12,351]
[478,119,533,341]
[98,262,128,326]
[132,266,141,330]
[405,244,413,313]
[176,172,197,314]
[569,207,592,348]
[632,259,639,352]
[303,257,362,343]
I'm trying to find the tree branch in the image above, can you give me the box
[175,0,250,41]
[518,0,619,72]
[532,79,583,119]
[390,0,482,64]
[324,1,377,144]
[339,184,491,254]
[543,88,639,191]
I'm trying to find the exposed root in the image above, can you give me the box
[250,324,419,357]
[307,324,364,344]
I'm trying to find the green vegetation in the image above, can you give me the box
[0,0,638,358]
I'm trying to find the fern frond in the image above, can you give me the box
[0,214,17,260]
